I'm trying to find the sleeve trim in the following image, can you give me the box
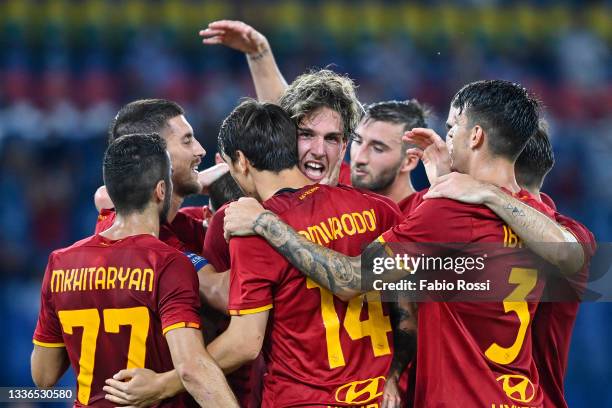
[32,339,65,348]
[162,321,201,335]
[228,304,273,316]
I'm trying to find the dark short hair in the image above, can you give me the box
[279,69,362,141]
[362,99,429,149]
[515,122,555,191]
[218,99,299,172]
[208,172,244,212]
[451,80,540,161]
[108,99,184,143]
[363,99,428,130]
[103,133,170,214]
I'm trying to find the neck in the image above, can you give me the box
[100,206,160,240]
[468,155,521,193]
[167,194,184,223]
[523,186,541,201]
[378,174,416,204]
[253,167,312,202]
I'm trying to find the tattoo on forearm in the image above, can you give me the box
[253,211,362,294]
[248,48,270,61]
[504,202,526,217]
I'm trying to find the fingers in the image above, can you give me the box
[405,128,446,150]
[103,383,131,403]
[407,148,423,160]
[105,378,129,392]
[112,368,137,381]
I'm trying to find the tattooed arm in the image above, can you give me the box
[251,212,364,300]
[426,173,584,275]
[224,198,389,300]
[382,296,417,408]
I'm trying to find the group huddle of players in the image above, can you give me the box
[30,20,595,408]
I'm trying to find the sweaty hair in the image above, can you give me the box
[103,133,170,215]
[208,172,244,212]
[278,69,362,140]
[218,99,299,172]
[108,99,184,143]
[515,121,555,191]
[451,80,540,161]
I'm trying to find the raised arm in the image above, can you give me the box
[425,172,584,275]
[200,20,288,103]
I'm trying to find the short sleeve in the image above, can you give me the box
[33,255,65,347]
[157,254,202,335]
[203,206,231,272]
[227,236,285,316]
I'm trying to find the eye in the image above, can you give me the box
[351,135,362,145]
[298,131,313,139]
[373,145,384,153]
[325,135,341,144]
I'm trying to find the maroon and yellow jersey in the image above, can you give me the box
[95,208,206,254]
[396,189,427,216]
[381,191,555,408]
[338,161,352,185]
[532,210,595,408]
[33,234,201,407]
[202,204,231,272]
[229,184,402,408]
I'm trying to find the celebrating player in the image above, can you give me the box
[222,80,564,407]
[426,123,596,408]
[31,133,237,407]
[95,98,227,254]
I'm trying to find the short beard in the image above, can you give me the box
[160,185,172,223]
[173,179,202,198]
[351,161,401,193]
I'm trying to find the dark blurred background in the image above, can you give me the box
[0,0,610,406]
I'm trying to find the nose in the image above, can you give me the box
[309,136,325,158]
[351,142,368,165]
[193,137,206,159]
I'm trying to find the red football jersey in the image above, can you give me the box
[95,208,205,254]
[33,234,201,407]
[202,204,231,272]
[396,189,428,217]
[532,211,595,408]
[228,184,402,407]
[338,160,352,185]
[201,203,261,408]
[381,191,554,408]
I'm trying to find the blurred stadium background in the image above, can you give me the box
[0,0,610,406]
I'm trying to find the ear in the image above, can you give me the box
[236,150,250,176]
[154,179,166,203]
[400,149,420,173]
[470,125,485,150]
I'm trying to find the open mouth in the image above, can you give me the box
[302,161,326,181]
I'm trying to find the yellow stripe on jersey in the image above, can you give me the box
[162,321,201,335]
[228,304,273,316]
[33,339,65,348]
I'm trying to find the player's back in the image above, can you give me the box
[228,184,402,407]
[382,192,554,407]
[34,234,201,407]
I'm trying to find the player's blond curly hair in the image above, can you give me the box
[279,69,363,140]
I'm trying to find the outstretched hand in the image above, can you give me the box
[200,20,269,57]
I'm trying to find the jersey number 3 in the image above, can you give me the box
[307,279,392,369]
[58,307,150,405]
